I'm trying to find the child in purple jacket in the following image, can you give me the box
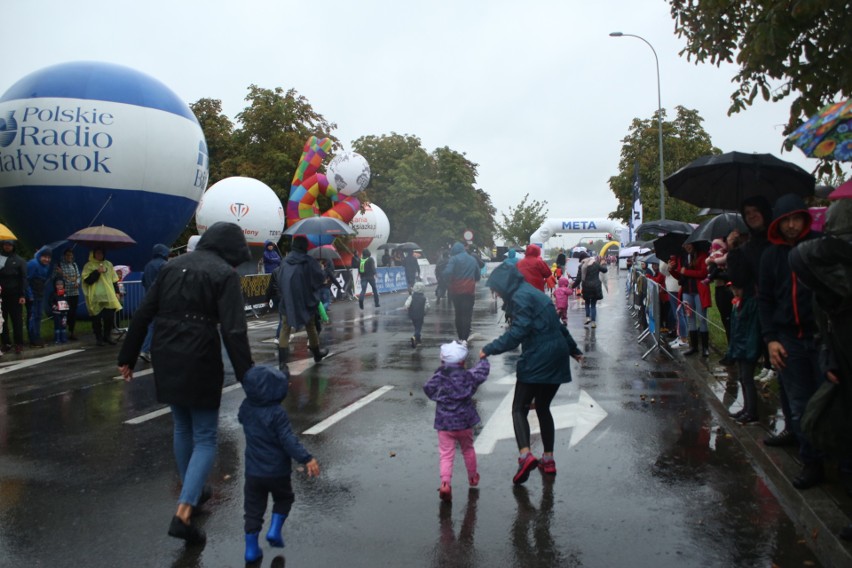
[423,340,490,502]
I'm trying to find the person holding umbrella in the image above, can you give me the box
[82,248,123,346]
[669,242,711,357]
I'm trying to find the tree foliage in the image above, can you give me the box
[495,193,549,247]
[609,106,720,224]
[669,0,852,174]
[353,134,495,259]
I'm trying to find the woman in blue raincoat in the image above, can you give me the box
[479,262,583,484]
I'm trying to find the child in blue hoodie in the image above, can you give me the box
[239,365,320,563]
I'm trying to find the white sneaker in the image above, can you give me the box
[763,369,778,382]
[669,338,688,349]
[591,322,597,328]
[755,368,770,381]
[584,318,591,325]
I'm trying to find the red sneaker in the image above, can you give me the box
[538,458,557,476]
[438,482,452,502]
[513,453,539,485]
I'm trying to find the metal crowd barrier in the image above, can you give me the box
[626,267,673,361]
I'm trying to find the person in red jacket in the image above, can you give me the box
[670,241,712,356]
[645,261,670,333]
[516,244,552,291]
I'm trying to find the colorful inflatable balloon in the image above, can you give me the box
[286,136,364,245]
[195,177,285,246]
[0,61,207,270]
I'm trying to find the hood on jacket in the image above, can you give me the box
[486,262,525,299]
[32,245,52,261]
[196,222,252,267]
[524,244,541,258]
[151,243,169,260]
[767,193,812,245]
[450,242,466,256]
[0,239,15,253]
[824,198,852,239]
[558,276,569,287]
[241,365,288,406]
[412,281,425,294]
[507,249,517,259]
[264,240,276,248]
[740,195,773,236]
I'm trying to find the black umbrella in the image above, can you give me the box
[697,207,735,216]
[284,216,355,236]
[397,242,421,251]
[664,151,815,210]
[652,233,688,261]
[635,219,694,236]
[376,243,398,250]
[625,240,653,248]
[685,212,748,245]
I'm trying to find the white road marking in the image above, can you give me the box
[474,377,607,454]
[0,350,85,375]
[302,385,394,435]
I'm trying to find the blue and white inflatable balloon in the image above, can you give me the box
[0,61,207,269]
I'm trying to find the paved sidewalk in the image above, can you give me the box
[677,347,852,567]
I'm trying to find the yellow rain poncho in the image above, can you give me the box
[81,251,122,315]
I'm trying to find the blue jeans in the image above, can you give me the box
[681,291,707,332]
[170,405,219,506]
[776,332,822,463]
[28,298,44,343]
[584,298,598,321]
[412,317,423,340]
[669,296,687,337]
[141,322,154,353]
[319,287,331,311]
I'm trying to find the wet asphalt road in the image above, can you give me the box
[0,271,822,567]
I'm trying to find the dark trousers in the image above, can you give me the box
[512,382,560,452]
[1,293,24,347]
[65,295,79,335]
[777,332,822,463]
[450,294,475,341]
[411,317,423,340]
[243,474,294,533]
[359,277,379,306]
[715,285,733,341]
[91,309,115,341]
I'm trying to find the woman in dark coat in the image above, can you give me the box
[480,263,583,484]
[118,222,254,544]
[574,254,608,327]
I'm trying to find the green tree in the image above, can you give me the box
[233,85,338,201]
[495,193,549,247]
[609,106,720,224]
[669,0,851,173]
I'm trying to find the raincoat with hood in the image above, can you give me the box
[275,241,324,330]
[26,245,53,302]
[502,249,519,266]
[554,276,573,311]
[238,366,313,477]
[118,221,254,409]
[0,240,27,347]
[482,263,582,384]
[442,242,480,295]
[516,244,552,292]
[262,240,282,274]
[142,244,170,291]
[81,249,122,316]
[758,194,819,343]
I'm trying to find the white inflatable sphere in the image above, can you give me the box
[327,151,370,196]
[349,202,389,254]
[195,177,284,246]
[0,61,207,270]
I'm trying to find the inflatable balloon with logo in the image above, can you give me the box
[195,177,285,246]
[0,61,207,270]
[285,137,369,246]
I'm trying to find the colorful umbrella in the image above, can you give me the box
[787,99,852,162]
[67,225,137,249]
[829,179,852,200]
[0,223,18,241]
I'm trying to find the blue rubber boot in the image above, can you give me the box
[245,532,263,563]
[266,513,287,547]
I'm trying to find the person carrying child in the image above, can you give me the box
[239,365,320,563]
[553,276,573,324]
[49,278,70,344]
[405,281,430,348]
[423,340,490,502]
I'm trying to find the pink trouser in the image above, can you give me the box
[438,429,477,484]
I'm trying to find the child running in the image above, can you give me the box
[404,281,430,347]
[553,276,572,324]
[239,365,320,563]
[423,340,490,502]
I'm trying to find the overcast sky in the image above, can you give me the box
[6,0,843,233]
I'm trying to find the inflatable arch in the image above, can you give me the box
[529,218,625,246]
[599,240,621,257]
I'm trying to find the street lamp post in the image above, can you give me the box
[609,32,666,219]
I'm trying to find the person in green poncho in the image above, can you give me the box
[81,248,122,346]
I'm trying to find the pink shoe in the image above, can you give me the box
[438,482,452,502]
[469,472,480,487]
[538,457,557,476]
[513,453,539,485]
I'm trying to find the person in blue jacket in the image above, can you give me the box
[262,240,282,274]
[139,243,169,362]
[479,262,583,484]
[25,245,52,347]
[239,365,319,563]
